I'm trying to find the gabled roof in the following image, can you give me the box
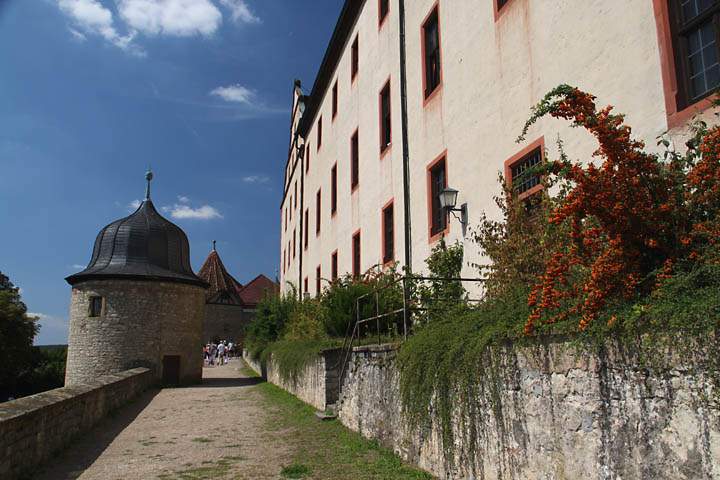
[197,248,244,305]
[237,274,279,308]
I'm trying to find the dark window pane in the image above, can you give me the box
[511,148,542,195]
[89,296,103,317]
[383,205,394,262]
[351,132,359,188]
[685,19,720,98]
[423,9,441,97]
[430,160,447,235]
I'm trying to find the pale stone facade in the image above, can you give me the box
[66,280,205,386]
[279,0,719,294]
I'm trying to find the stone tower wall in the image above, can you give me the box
[65,279,204,386]
[203,304,253,347]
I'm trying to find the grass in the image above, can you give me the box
[157,456,239,480]
[251,363,433,480]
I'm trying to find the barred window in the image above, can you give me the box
[510,148,542,195]
[89,296,103,317]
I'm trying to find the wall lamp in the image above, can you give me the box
[439,187,468,234]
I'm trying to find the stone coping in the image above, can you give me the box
[0,367,151,422]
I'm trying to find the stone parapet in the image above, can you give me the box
[0,368,153,480]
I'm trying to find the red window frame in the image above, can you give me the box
[304,208,309,249]
[332,80,338,120]
[351,35,359,82]
[331,250,338,281]
[352,230,361,278]
[316,189,321,236]
[382,199,394,265]
[421,3,443,104]
[331,163,338,215]
[504,136,545,201]
[427,152,449,243]
[351,129,359,191]
[379,78,392,156]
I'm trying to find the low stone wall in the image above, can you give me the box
[0,368,154,480]
[243,349,341,411]
[337,341,720,480]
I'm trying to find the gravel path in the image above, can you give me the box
[38,360,296,480]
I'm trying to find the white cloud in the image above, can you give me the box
[218,0,260,24]
[210,84,255,104]
[28,312,68,330]
[177,195,190,203]
[117,0,222,37]
[242,174,269,184]
[128,199,142,211]
[57,0,144,56]
[68,27,87,41]
[71,264,86,269]
[163,203,223,220]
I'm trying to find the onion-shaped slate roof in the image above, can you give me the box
[66,173,207,287]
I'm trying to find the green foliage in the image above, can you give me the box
[245,287,298,360]
[281,463,311,478]
[0,271,39,401]
[266,338,338,384]
[283,300,328,342]
[14,346,67,399]
[413,239,466,324]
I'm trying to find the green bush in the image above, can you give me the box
[245,287,298,360]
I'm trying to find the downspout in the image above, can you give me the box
[298,137,305,299]
[398,0,412,274]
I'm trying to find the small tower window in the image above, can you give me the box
[89,296,103,317]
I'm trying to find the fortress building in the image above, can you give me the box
[198,242,278,346]
[65,172,207,386]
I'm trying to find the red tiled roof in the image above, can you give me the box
[197,249,244,305]
[237,274,279,307]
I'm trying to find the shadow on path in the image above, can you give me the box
[191,376,264,388]
[35,388,160,480]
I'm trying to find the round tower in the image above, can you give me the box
[65,172,208,386]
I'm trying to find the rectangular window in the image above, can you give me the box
[351,130,359,190]
[497,0,509,9]
[379,0,389,24]
[317,117,323,150]
[382,202,394,264]
[332,81,338,119]
[510,147,542,196]
[331,250,338,281]
[352,231,361,278]
[304,277,309,293]
[380,80,392,152]
[331,164,338,215]
[293,229,296,259]
[304,208,309,249]
[351,35,359,80]
[316,265,322,295]
[294,182,297,209]
[89,296,103,317]
[306,144,311,173]
[669,0,720,107]
[422,6,442,99]
[429,157,447,237]
[282,250,286,274]
[316,189,321,235]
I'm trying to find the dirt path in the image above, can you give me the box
[38,360,296,480]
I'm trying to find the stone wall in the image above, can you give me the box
[203,303,252,346]
[0,368,153,480]
[66,280,205,386]
[336,341,720,480]
[243,349,341,411]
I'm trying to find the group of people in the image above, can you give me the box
[203,340,235,366]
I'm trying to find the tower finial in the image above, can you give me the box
[212,240,217,251]
[145,169,153,200]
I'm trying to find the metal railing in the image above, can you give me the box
[335,275,486,392]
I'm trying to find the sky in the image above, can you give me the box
[0,0,343,345]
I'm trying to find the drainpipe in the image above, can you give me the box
[398,0,412,275]
[298,137,305,299]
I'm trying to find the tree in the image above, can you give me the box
[0,271,39,400]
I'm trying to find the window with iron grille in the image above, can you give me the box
[429,158,447,237]
[331,164,338,214]
[89,296,103,317]
[331,251,338,281]
[383,202,394,263]
[510,147,542,196]
[351,130,359,189]
[379,0,389,24]
[332,81,338,119]
[423,7,441,98]
[669,0,720,108]
[352,231,361,278]
[351,36,359,80]
[316,189,321,235]
[380,81,392,152]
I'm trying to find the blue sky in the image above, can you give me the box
[0,0,342,345]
